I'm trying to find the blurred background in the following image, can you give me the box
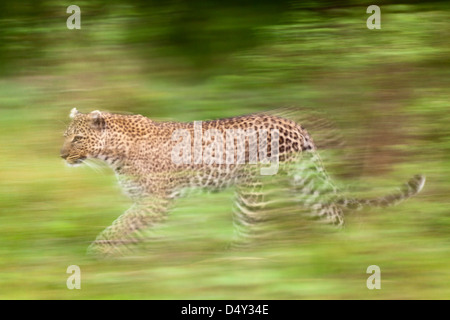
[0,0,449,299]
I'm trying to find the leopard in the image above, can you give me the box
[61,108,425,257]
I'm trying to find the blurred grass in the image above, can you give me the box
[0,1,449,299]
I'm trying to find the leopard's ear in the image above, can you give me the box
[69,108,79,119]
[88,110,106,130]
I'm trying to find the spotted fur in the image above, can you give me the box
[61,109,425,257]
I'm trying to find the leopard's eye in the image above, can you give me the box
[72,136,83,143]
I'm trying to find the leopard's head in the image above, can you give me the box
[61,108,106,166]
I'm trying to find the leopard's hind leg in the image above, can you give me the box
[288,150,344,226]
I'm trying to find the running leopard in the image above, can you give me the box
[60,108,425,257]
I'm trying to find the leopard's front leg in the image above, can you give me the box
[87,196,172,258]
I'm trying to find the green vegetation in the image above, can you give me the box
[0,1,448,299]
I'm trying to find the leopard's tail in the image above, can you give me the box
[337,174,426,210]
